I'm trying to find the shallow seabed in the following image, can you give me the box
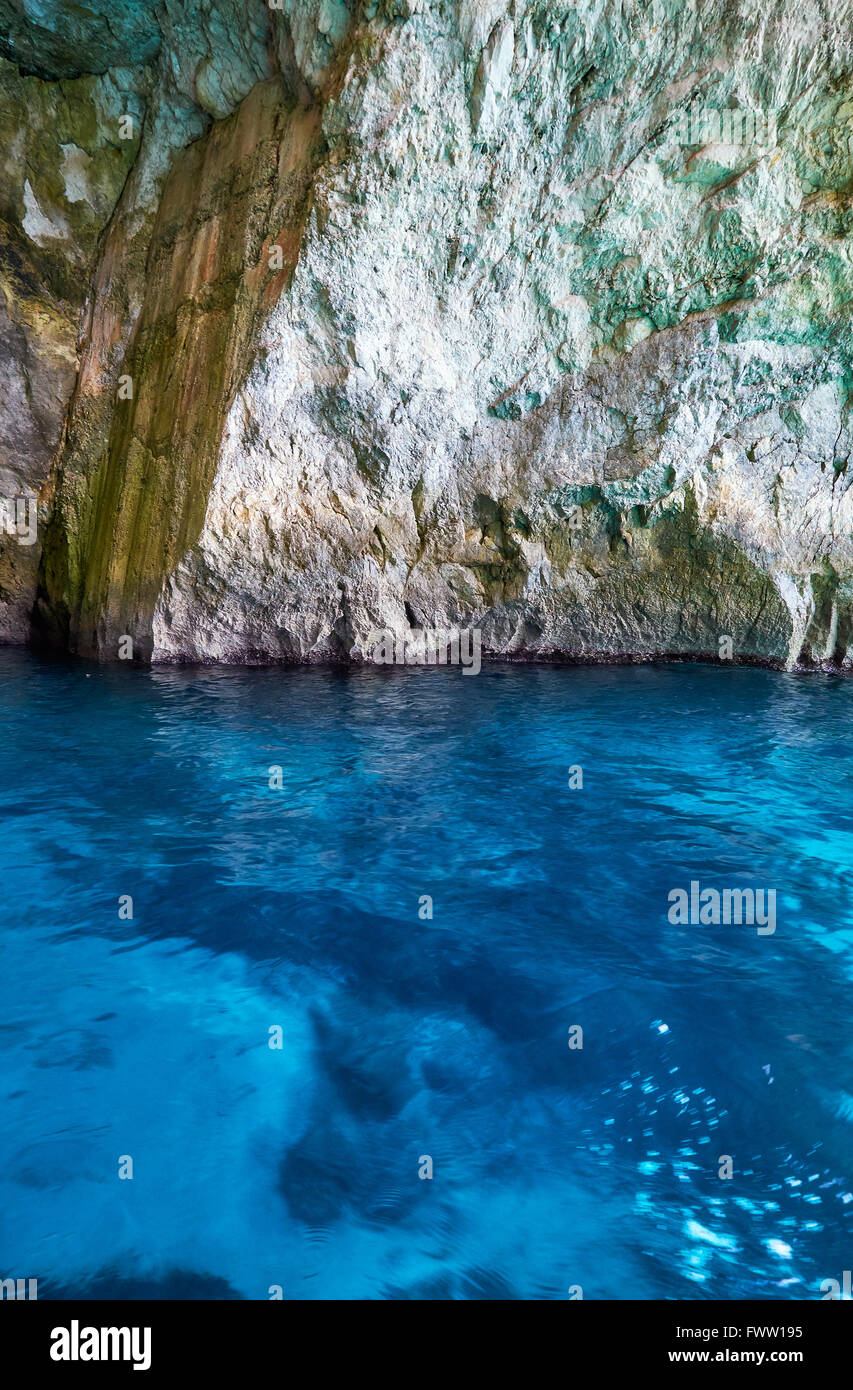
[1,650,851,1299]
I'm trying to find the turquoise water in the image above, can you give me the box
[1,649,852,1300]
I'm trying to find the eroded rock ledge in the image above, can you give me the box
[1,0,852,670]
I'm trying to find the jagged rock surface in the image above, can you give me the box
[2,0,853,667]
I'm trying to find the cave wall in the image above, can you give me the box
[1,0,853,667]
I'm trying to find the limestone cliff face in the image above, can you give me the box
[2,0,853,667]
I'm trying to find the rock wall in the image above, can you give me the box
[2,0,853,667]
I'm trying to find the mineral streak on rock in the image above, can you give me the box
[0,0,850,668]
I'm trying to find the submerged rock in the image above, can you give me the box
[0,1,851,668]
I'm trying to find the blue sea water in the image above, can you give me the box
[1,648,852,1301]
